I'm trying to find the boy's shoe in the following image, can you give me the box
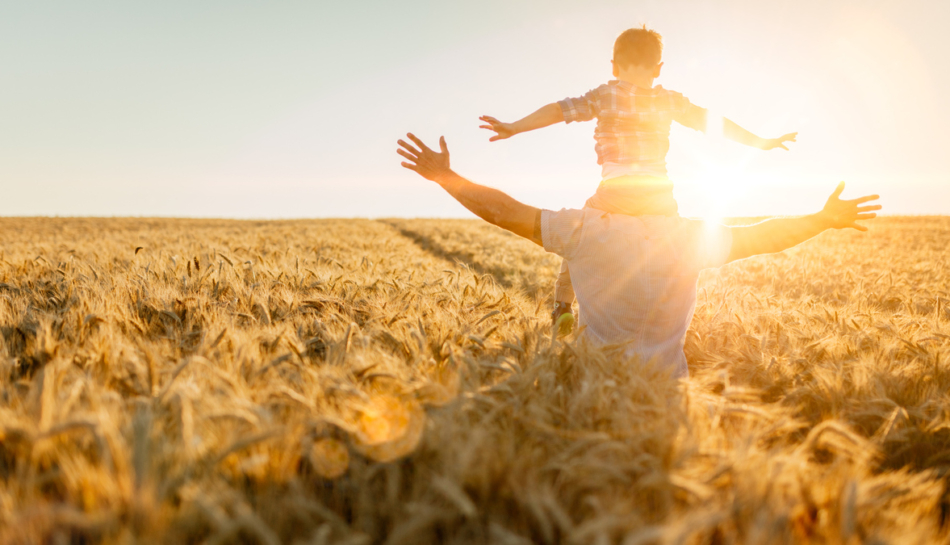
[551,301,575,336]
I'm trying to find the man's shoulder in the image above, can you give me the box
[547,211,706,245]
[542,208,592,232]
[617,215,726,249]
[544,211,731,270]
[619,215,733,271]
[546,210,712,233]
[616,214,704,236]
[540,208,591,258]
[656,215,723,235]
[663,216,733,269]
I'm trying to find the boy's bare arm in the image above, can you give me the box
[723,118,797,151]
[479,103,564,142]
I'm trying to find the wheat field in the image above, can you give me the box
[0,216,948,544]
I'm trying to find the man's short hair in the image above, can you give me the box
[613,26,663,69]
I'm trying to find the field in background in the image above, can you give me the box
[1,216,949,544]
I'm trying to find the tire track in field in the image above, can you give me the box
[377,219,520,292]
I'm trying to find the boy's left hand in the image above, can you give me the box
[762,132,798,151]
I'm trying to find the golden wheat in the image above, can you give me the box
[0,216,948,544]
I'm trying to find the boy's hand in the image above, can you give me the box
[479,116,517,142]
[398,133,452,183]
[762,132,798,151]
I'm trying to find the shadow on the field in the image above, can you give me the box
[378,220,521,292]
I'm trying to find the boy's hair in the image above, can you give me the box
[613,26,663,68]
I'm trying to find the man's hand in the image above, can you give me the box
[395,132,542,245]
[398,133,452,183]
[818,182,881,232]
[727,181,881,262]
[761,132,798,151]
[478,116,517,142]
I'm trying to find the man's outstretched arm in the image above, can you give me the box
[397,133,542,245]
[727,182,881,263]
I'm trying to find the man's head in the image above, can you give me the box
[612,26,663,81]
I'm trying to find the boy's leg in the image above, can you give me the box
[554,258,576,305]
[552,259,575,333]
[584,176,678,217]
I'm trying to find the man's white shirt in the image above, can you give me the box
[541,208,733,378]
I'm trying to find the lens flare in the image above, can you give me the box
[353,394,426,462]
[310,438,350,479]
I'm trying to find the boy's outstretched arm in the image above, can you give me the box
[479,103,564,142]
[723,117,797,151]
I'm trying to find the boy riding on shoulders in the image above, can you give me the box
[479,26,797,332]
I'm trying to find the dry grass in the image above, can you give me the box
[0,216,948,544]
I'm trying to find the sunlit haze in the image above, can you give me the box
[2,1,947,218]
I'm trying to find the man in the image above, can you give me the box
[396,133,880,378]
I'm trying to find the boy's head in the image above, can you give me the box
[612,26,663,76]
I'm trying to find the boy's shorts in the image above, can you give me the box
[584,175,678,217]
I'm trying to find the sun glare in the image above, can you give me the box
[676,108,770,223]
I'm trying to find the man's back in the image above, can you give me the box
[541,209,732,377]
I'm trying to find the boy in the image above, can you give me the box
[479,26,797,330]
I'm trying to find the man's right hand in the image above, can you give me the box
[398,133,452,183]
[478,116,517,142]
[395,131,542,245]
[818,182,881,232]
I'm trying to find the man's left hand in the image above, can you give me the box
[398,133,451,183]
[818,181,881,232]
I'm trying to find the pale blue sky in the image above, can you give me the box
[1,1,947,217]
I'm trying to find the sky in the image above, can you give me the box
[1,0,948,218]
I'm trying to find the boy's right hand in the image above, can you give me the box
[479,116,517,142]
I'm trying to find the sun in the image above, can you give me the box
[674,110,767,223]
